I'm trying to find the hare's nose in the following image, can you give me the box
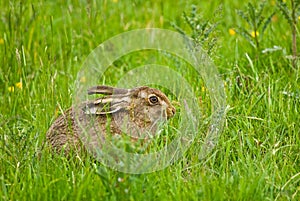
[167,106,176,119]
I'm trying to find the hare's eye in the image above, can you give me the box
[149,95,159,104]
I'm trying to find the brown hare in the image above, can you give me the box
[46,85,176,155]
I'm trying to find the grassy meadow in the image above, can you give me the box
[1,0,300,200]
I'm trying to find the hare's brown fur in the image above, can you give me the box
[46,86,176,155]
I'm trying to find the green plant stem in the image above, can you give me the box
[254,30,260,60]
[291,0,297,68]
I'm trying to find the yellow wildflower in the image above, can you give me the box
[272,15,278,22]
[8,86,15,92]
[80,76,86,83]
[251,31,259,38]
[201,86,206,92]
[271,0,276,6]
[0,38,4,45]
[229,28,236,36]
[112,0,118,2]
[15,82,22,89]
[298,16,300,20]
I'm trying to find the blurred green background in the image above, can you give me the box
[0,0,299,200]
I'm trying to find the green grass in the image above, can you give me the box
[1,0,299,200]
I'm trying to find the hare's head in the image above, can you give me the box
[84,85,176,138]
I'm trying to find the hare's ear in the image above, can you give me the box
[83,97,128,115]
[88,86,130,95]
[87,86,114,95]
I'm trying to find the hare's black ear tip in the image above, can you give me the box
[87,86,99,94]
[87,86,113,95]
